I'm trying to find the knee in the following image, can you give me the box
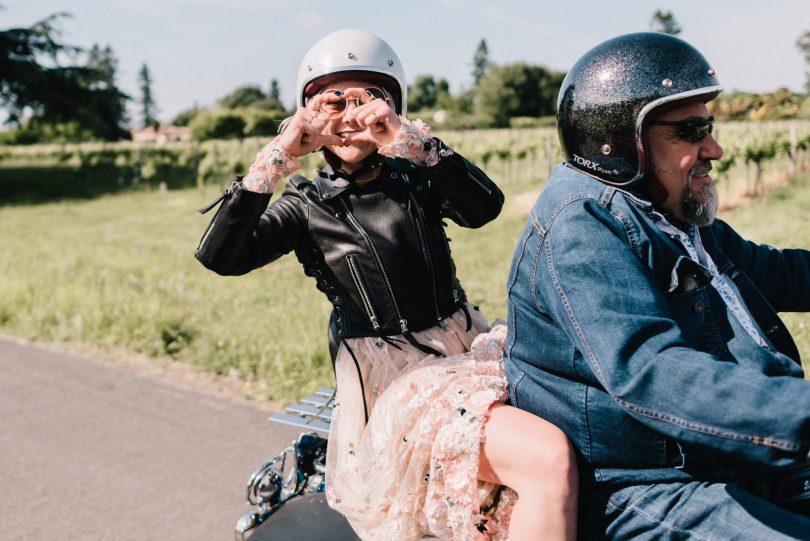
[525,429,578,495]
[482,405,579,499]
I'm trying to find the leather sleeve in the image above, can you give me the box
[425,139,505,228]
[195,178,309,276]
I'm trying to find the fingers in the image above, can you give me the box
[280,107,345,154]
[305,94,326,111]
[317,134,346,147]
[342,131,372,145]
[345,99,394,130]
[308,109,330,133]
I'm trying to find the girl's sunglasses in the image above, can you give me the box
[316,87,389,118]
[648,116,714,142]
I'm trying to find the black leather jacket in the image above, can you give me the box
[195,140,503,354]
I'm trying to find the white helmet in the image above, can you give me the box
[296,29,407,116]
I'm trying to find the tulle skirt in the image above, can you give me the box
[326,308,516,540]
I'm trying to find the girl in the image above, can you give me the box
[197,29,577,540]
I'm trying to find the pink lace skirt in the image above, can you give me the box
[325,308,516,540]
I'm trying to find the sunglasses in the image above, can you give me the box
[316,87,389,118]
[648,116,714,142]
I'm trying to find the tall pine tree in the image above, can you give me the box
[797,30,810,92]
[138,63,158,128]
[472,38,489,86]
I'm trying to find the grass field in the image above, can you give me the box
[0,168,808,402]
[722,171,810,360]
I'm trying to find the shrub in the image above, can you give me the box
[244,110,286,138]
[189,111,247,141]
[509,116,556,129]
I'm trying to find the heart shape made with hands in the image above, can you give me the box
[310,87,401,147]
[277,87,402,159]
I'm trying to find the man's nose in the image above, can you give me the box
[700,133,724,161]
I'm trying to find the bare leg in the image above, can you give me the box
[478,403,578,541]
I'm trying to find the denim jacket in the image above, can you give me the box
[506,164,810,485]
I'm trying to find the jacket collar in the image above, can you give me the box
[314,159,407,200]
[314,163,353,200]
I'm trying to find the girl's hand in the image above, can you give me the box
[278,106,346,157]
[242,139,303,194]
[334,88,402,148]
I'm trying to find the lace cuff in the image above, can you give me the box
[242,141,302,194]
[377,117,439,167]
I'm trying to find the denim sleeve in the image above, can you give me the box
[712,219,810,313]
[538,200,810,465]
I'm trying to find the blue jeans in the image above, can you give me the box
[579,481,810,540]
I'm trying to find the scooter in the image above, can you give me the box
[234,388,359,541]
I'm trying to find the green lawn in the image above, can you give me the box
[1,170,808,402]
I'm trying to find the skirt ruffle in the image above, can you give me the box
[326,309,516,540]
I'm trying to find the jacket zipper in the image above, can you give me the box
[195,183,236,255]
[460,159,495,196]
[346,254,381,332]
[441,231,460,306]
[340,199,409,333]
[407,189,443,323]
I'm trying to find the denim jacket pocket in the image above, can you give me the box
[664,287,730,357]
[509,371,526,409]
[661,256,728,356]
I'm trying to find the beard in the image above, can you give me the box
[681,162,718,227]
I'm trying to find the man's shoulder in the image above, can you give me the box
[534,165,645,224]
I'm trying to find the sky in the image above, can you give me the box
[3,0,809,126]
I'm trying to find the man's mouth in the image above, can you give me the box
[690,163,713,180]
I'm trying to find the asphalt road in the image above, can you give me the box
[0,337,303,541]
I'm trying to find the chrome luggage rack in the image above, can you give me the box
[268,387,335,434]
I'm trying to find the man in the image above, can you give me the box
[506,32,810,539]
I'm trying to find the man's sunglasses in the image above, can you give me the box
[647,116,715,142]
[316,87,389,117]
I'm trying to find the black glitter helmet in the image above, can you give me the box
[557,32,722,186]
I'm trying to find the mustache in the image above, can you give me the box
[690,161,713,177]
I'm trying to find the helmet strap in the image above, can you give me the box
[322,148,384,182]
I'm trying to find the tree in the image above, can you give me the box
[83,44,129,139]
[265,78,285,110]
[189,111,246,140]
[219,85,266,109]
[138,63,158,128]
[408,75,451,112]
[171,104,202,127]
[797,30,810,92]
[0,13,129,140]
[472,38,489,86]
[650,10,682,35]
[476,62,565,126]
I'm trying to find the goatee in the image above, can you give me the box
[682,163,718,227]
